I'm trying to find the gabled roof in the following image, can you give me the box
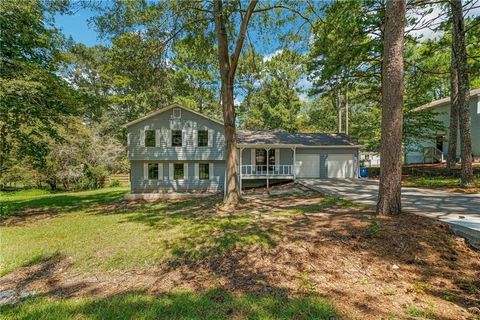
[123,103,224,127]
[413,88,480,112]
[236,130,360,147]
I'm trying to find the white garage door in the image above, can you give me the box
[295,153,320,178]
[327,154,355,178]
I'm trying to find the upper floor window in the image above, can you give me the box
[172,130,182,147]
[198,130,208,147]
[145,130,156,147]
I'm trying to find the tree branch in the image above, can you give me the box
[229,0,258,79]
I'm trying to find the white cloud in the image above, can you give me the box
[263,49,283,62]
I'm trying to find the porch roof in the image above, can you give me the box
[236,130,360,147]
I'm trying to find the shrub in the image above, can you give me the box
[78,165,109,190]
[108,178,121,187]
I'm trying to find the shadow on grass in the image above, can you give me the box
[95,197,281,264]
[0,288,338,320]
[1,188,127,220]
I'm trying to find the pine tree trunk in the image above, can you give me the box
[446,42,459,170]
[451,0,473,185]
[345,84,349,135]
[377,0,406,216]
[336,87,342,133]
[222,77,241,205]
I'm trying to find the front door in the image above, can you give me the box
[255,149,275,174]
[436,136,443,152]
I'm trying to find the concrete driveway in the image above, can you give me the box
[298,179,480,249]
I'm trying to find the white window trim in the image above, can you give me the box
[208,129,213,147]
[184,163,188,180]
[144,163,148,180]
[155,129,161,147]
[209,163,214,180]
[194,163,199,180]
[140,129,145,147]
[169,163,174,180]
[158,163,163,180]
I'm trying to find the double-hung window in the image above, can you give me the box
[198,130,208,147]
[199,163,209,180]
[172,130,182,147]
[145,130,156,147]
[148,163,159,179]
[173,163,184,180]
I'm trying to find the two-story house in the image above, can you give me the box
[125,104,361,195]
[405,88,480,164]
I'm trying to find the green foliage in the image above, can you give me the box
[239,50,306,132]
[366,216,382,237]
[108,178,121,188]
[0,0,78,180]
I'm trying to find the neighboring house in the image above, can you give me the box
[405,88,480,164]
[359,152,381,167]
[125,104,361,194]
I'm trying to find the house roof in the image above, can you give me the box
[236,130,360,147]
[123,103,224,127]
[413,88,480,112]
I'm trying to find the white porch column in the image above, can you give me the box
[292,147,296,181]
[265,147,270,189]
[239,148,244,194]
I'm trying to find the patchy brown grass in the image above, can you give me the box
[1,185,479,319]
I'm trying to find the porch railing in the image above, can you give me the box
[241,165,293,176]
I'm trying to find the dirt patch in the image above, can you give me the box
[1,193,479,319]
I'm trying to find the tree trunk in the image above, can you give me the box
[336,87,342,133]
[446,40,459,170]
[345,84,349,135]
[377,0,406,216]
[213,0,257,206]
[451,0,473,185]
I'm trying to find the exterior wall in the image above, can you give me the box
[130,160,225,193]
[127,107,225,161]
[405,95,480,163]
[296,148,359,178]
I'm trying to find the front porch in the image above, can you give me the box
[238,146,296,190]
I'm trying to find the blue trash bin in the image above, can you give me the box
[359,167,368,178]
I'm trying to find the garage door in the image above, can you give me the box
[327,154,355,178]
[295,153,320,178]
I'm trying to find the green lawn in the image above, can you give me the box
[0,289,336,320]
[0,187,339,319]
[403,176,480,189]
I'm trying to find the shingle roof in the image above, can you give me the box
[236,130,359,147]
[413,88,480,112]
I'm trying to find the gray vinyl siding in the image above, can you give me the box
[130,160,225,193]
[127,107,225,161]
[296,148,359,178]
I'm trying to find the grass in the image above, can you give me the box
[0,289,337,320]
[403,176,480,189]
[0,187,288,275]
[0,187,342,319]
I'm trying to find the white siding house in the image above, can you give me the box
[405,88,480,164]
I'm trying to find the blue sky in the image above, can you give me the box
[55,8,105,46]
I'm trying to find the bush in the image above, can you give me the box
[78,165,109,190]
[108,179,121,187]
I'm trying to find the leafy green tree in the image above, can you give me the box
[240,50,305,132]
[0,0,78,187]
